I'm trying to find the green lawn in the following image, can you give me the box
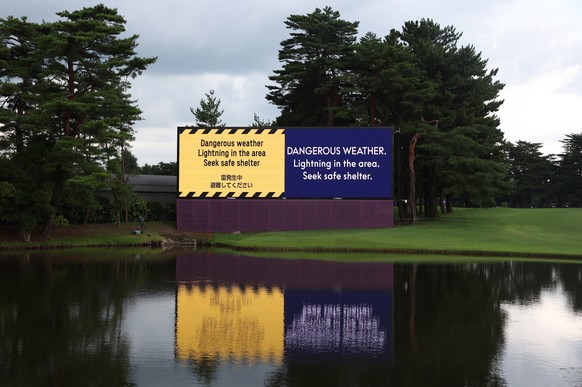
[212,208,582,258]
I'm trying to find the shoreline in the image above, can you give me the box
[2,238,582,261]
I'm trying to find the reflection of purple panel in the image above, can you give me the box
[295,261,320,285]
[222,253,240,283]
[269,201,286,230]
[285,201,300,230]
[176,251,212,282]
[176,252,394,289]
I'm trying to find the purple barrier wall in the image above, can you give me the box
[176,199,393,232]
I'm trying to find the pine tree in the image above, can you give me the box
[190,89,224,127]
[0,5,156,238]
[396,19,506,216]
[267,7,358,126]
[557,134,582,206]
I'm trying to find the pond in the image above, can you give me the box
[1,249,581,386]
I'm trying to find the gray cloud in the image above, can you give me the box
[2,0,582,165]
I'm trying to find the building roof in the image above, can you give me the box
[126,174,177,194]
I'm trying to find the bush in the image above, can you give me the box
[53,214,70,226]
[145,201,176,221]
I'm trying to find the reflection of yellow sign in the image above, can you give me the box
[178,128,285,198]
[175,284,284,364]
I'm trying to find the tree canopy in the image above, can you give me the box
[267,6,359,127]
[0,4,156,239]
[267,11,507,218]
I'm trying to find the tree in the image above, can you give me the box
[61,172,109,224]
[250,113,274,128]
[265,12,506,217]
[0,16,48,156]
[0,5,156,239]
[190,89,224,127]
[350,31,431,128]
[349,31,434,219]
[107,157,138,225]
[506,141,555,207]
[122,148,140,175]
[139,161,177,176]
[0,135,55,240]
[557,133,582,206]
[395,19,506,216]
[267,6,358,126]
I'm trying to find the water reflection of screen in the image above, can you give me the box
[284,290,392,360]
[175,253,394,363]
[175,284,284,364]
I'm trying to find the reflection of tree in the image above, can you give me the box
[0,253,175,386]
[265,360,393,387]
[395,264,507,387]
[262,261,582,387]
[493,262,556,305]
[485,261,582,314]
[556,264,582,313]
[190,356,220,387]
[396,261,582,386]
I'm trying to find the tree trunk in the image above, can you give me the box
[439,189,447,215]
[425,172,439,218]
[398,199,407,220]
[16,101,25,154]
[395,131,407,220]
[83,207,90,224]
[42,215,53,238]
[446,194,454,213]
[326,94,335,126]
[369,94,376,126]
[18,225,32,242]
[64,59,76,136]
[408,133,421,224]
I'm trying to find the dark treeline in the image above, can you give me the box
[1,5,581,240]
[504,136,582,208]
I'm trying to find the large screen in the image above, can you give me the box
[178,127,392,199]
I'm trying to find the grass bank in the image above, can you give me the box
[0,222,205,250]
[211,208,582,259]
[1,208,581,259]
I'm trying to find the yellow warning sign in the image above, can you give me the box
[178,127,285,198]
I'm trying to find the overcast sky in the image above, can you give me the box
[2,0,581,165]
